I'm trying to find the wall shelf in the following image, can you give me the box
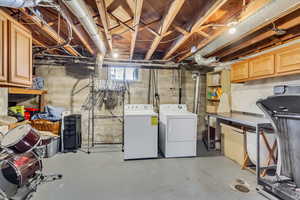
[8,87,47,111]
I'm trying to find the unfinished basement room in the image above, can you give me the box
[1,0,300,200]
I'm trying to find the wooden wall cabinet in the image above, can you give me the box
[249,54,274,78]
[0,10,32,87]
[0,13,7,82]
[9,21,32,85]
[231,61,248,82]
[232,42,300,83]
[276,45,300,73]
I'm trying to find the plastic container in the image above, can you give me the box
[246,131,277,167]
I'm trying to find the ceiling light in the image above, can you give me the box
[191,46,197,53]
[228,27,237,34]
[112,52,119,58]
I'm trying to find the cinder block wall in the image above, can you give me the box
[34,64,206,144]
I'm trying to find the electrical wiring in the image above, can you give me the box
[30,1,73,54]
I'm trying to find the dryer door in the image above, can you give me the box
[167,117,196,142]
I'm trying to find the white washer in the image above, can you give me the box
[124,104,158,160]
[159,104,197,158]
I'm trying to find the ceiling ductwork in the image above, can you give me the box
[198,0,300,57]
[194,52,218,66]
[64,0,107,56]
[0,0,42,8]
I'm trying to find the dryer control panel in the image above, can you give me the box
[125,104,154,112]
[159,104,187,112]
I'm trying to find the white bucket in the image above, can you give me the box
[246,131,276,167]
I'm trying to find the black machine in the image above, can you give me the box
[257,85,300,200]
[62,114,82,152]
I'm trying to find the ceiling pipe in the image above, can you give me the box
[0,0,42,8]
[64,0,107,56]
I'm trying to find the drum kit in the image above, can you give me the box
[0,124,62,200]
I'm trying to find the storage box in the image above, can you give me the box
[221,124,245,166]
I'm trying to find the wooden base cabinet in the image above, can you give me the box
[0,10,32,87]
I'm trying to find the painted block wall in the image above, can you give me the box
[231,73,300,114]
[34,64,206,144]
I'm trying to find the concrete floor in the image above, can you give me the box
[32,145,266,200]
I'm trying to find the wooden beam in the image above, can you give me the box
[19,8,81,56]
[96,0,113,53]
[59,1,95,54]
[32,38,46,47]
[130,0,144,60]
[177,0,272,62]
[172,24,189,35]
[145,0,185,60]
[217,15,300,59]
[163,0,228,60]
[109,13,134,32]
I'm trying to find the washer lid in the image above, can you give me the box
[1,124,31,147]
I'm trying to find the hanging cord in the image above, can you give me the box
[30,1,73,54]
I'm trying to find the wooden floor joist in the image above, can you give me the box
[96,0,113,53]
[130,0,144,59]
[163,0,228,60]
[177,0,272,62]
[20,8,81,57]
[145,0,185,60]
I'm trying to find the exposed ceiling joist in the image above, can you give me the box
[96,0,113,53]
[19,8,81,56]
[163,0,228,60]
[32,38,46,47]
[145,0,185,60]
[219,14,300,60]
[178,0,272,62]
[59,1,95,54]
[130,0,144,60]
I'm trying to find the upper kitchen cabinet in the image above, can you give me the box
[0,10,32,87]
[9,21,32,86]
[0,12,8,82]
[231,61,249,82]
[276,43,300,74]
[249,54,275,78]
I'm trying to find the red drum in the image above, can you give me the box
[1,152,42,186]
[1,125,41,154]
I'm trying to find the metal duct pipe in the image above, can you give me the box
[0,0,42,8]
[193,73,201,113]
[64,0,106,55]
[194,53,218,65]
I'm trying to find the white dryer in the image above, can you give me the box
[124,104,158,160]
[159,104,197,158]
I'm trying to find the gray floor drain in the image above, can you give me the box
[234,184,250,193]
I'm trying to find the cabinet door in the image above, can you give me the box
[231,61,249,82]
[249,54,275,78]
[9,21,32,85]
[0,13,7,82]
[276,45,300,73]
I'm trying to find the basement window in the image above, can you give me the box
[109,67,139,82]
